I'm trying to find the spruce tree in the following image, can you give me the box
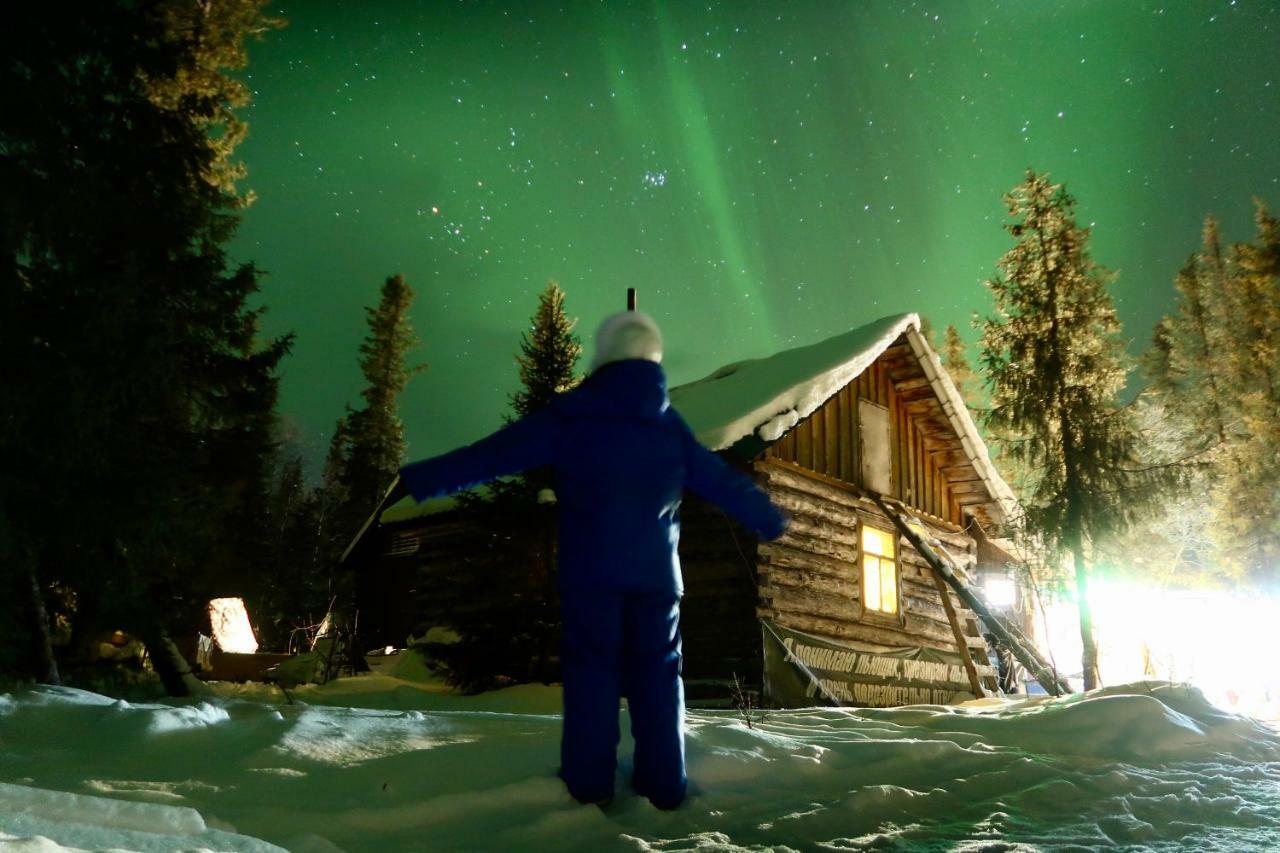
[0,3,288,692]
[338,274,425,536]
[1211,204,1280,577]
[942,324,980,409]
[1132,219,1235,582]
[979,170,1153,691]
[1139,206,1280,582]
[313,275,425,648]
[423,282,581,691]
[511,281,583,420]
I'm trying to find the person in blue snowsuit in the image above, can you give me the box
[398,310,788,809]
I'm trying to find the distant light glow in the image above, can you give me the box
[983,576,1017,608]
[1036,581,1279,720]
[208,598,259,654]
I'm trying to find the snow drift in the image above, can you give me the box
[0,679,1277,851]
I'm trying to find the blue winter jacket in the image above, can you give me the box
[398,359,787,594]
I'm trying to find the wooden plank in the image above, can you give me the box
[878,354,917,373]
[796,417,812,470]
[927,433,939,517]
[893,376,932,393]
[896,386,938,403]
[839,385,854,482]
[890,373,902,502]
[935,459,945,521]
[911,427,924,515]
[811,402,825,472]
[904,399,940,418]
[824,396,839,480]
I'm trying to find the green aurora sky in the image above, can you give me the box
[230,1,1280,467]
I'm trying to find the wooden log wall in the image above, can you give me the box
[398,517,504,641]
[676,493,763,700]
[393,500,765,704]
[765,346,963,526]
[754,459,984,656]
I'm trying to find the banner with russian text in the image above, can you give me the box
[761,619,988,708]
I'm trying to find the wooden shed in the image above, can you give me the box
[667,313,1019,706]
[353,314,1023,707]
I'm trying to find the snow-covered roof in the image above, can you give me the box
[669,313,1017,525]
[379,480,504,525]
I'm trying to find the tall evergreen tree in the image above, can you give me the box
[1146,219,1232,446]
[510,281,583,421]
[318,275,424,635]
[1139,205,1280,582]
[979,171,1153,691]
[0,3,288,692]
[423,282,582,691]
[1132,219,1235,582]
[338,274,425,536]
[942,324,980,409]
[1215,203,1280,577]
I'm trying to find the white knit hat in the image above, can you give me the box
[590,310,663,373]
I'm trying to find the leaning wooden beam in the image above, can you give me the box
[928,568,986,699]
[872,494,1072,696]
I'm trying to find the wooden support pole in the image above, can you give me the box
[929,569,986,699]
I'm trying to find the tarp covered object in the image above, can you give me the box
[762,620,986,707]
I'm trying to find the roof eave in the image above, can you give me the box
[902,324,1018,527]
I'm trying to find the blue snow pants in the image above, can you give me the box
[559,587,686,809]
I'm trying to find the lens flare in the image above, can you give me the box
[1034,580,1279,720]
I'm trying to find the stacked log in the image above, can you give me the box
[754,459,980,656]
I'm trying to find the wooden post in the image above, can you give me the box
[929,570,987,699]
[627,288,636,311]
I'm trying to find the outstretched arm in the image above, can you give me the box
[399,409,557,502]
[677,416,788,540]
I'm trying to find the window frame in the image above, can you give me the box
[858,520,903,622]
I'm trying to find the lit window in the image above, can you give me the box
[861,526,898,615]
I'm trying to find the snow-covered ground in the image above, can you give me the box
[1,666,1278,852]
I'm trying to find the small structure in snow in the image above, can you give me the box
[207,598,259,655]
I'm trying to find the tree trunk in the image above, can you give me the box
[25,564,61,686]
[140,624,204,698]
[3,524,61,684]
[1072,542,1100,691]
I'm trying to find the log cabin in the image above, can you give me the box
[350,313,1023,707]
